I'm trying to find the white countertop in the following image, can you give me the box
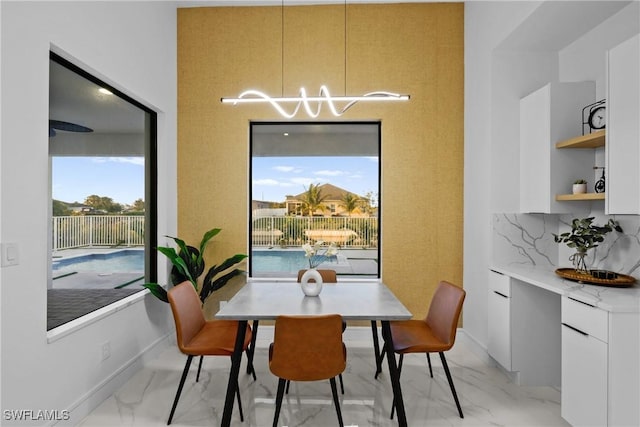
[491,264,640,313]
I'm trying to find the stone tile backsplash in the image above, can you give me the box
[493,213,640,279]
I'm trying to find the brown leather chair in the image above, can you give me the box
[269,314,347,427]
[296,268,338,283]
[166,281,253,425]
[297,269,345,394]
[389,280,466,419]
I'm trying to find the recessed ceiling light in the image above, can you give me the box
[98,88,113,95]
[283,132,289,136]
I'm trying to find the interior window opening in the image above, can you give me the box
[250,121,381,279]
[48,52,157,331]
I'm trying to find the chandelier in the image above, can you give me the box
[221,2,409,118]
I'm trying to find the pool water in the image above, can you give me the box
[251,250,343,275]
[53,250,144,275]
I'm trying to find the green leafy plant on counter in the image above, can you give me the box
[553,217,623,273]
[142,228,247,304]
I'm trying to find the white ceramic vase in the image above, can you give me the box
[300,268,323,296]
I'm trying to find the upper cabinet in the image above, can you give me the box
[606,34,640,215]
[519,82,595,213]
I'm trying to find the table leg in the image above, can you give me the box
[221,320,248,427]
[371,320,384,378]
[247,320,259,378]
[381,320,407,427]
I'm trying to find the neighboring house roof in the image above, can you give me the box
[287,183,360,201]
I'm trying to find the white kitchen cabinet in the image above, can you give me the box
[561,296,640,427]
[487,271,561,387]
[561,297,608,426]
[519,82,595,213]
[487,270,511,370]
[606,34,640,214]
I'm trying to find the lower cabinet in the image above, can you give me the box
[487,270,511,369]
[561,296,640,426]
[561,297,608,426]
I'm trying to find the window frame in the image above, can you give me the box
[248,120,381,279]
[48,52,157,328]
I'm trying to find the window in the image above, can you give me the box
[250,122,380,279]
[48,52,157,331]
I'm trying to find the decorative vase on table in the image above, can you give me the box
[300,268,323,297]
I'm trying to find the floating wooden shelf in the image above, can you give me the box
[556,129,606,149]
[556,193,606,201]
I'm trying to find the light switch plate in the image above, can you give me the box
[1,243,19,267]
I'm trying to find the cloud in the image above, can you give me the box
[315,169,345,177]
[92,157,144,166]
[273,165,300,172]
[253,178,280,186]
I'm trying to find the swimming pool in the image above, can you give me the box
[53,249,144,276]
[251,250,345,276]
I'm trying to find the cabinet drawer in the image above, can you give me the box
[562,297,608,343]
[489,270,511,297]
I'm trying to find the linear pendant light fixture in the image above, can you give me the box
[221,1,409,118]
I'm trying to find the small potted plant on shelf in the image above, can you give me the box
[572,179,587,194]
[553,217,623,274]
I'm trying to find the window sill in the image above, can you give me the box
[46,290,149,343]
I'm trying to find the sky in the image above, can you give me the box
[52,157,144,206]
[252,156,379,204]
[52,155,379,207]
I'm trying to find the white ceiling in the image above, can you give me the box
[49,60,145,135]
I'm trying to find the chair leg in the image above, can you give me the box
[339,373,345,394]
[167,355,193,425]
[273,378,287,427]
[195,355,204,382]
[330,377,344,427]
[285,379,290,394]
[426,353,433,378]
[439,352,464,418]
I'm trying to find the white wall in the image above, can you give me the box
[464,0,541,351]
[0,1,177,424]
[465,0,640,351]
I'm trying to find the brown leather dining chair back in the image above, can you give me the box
[425,280,466,349]
[389,280,466,419]
[166,281,253,425]
[296,269,345,394]
[297,268,338,283]
[269,314,347,427]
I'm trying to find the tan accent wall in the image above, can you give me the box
[178,3,464,319]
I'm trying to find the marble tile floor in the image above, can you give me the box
[80,335,569,427]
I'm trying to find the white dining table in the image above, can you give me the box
[215,280,413,427]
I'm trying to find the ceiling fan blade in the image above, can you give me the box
[49,119,93,133]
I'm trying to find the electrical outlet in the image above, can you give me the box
[101,341,111,361]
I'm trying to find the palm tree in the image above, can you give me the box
[300,183,328,216]
[341,193,361,217]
